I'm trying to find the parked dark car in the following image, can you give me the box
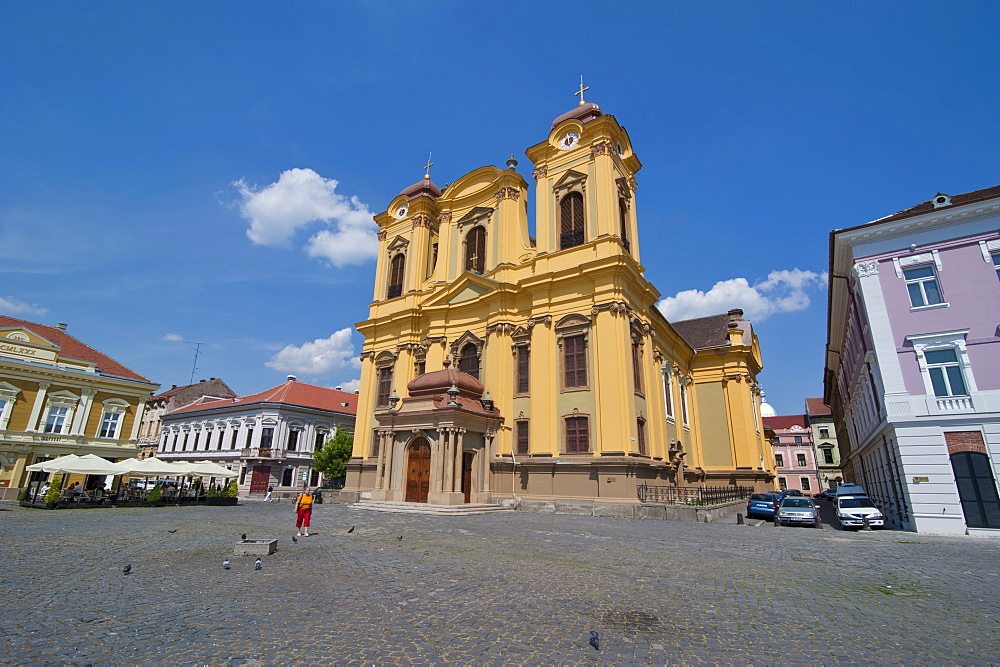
[775,497,822,527]
[782,489,804,497]
[746,493,781,520]
[813,488,837,501]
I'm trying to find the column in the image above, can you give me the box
[429,430,442,492]
[482,432,493,493]
[384,435,395,491]
[374,431,386,490]
[70,389,96,436]
[443,428,454,493]
[25,381,50,432]
[453,429,465,493]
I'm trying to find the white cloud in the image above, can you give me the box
[234,168,378,268]
[265,328,360,377]
[657,269,828,322]
[162,333,184,342]
[0,296,47,316]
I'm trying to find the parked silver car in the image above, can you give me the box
[775,497,822,528]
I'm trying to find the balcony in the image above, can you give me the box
[934,396,974,413]
[0,429,138,451]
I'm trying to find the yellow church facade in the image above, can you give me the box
[342,99,773,510]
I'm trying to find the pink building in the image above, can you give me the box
[764,415,821,494]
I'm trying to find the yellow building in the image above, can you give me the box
[0,316,159,500]
[342,98,773,510]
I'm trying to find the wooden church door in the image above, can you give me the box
[405,439,431,503]
[462,452,474,504]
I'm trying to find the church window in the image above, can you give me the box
[515,345,530,395]
[459,342,480,380]
[414,358,426,376]
[371,429,380,458]
[376,366,394,407]
[662,367,674,420]
[560,192,585,250]
[631,338,643,394]
[563,335,588,388]
[637,417,647,455]
[565,415,590,453]
[619,198,630,252]
[387,253,405,299]
[515,420,529,455]
[680,381,690,427]
[465,226,486,274]
[432,243,439,271]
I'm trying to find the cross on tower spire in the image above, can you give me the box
[424,153,434,180]
[574,75,589,106]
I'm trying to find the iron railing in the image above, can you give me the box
[637,484,754,506]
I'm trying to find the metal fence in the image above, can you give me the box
[637,484,754,506]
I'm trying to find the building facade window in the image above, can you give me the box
[993,252,1000,280]
[796,453,807,467]
[287,430,299,451]
[662,367,674,420]
[903,265,944,307]
[819,427,829,438]
[559,192,585,250]
[925,349,968,397]
[42,406,70,434]
[778,476,787,490]
[244,428,254,448]
[774,453,784,467]
[800,477,811,491]
[565,415,590,453]
[230,431,238,450]
[458,342,480,380]
[515,345,530,395]
[823,448,834,464]
[260,427,274,449]
[563,335,588,388]
[97,410,123,438]
[465,226,486,274]
[515,419,529,455]
[679,381,690,427]
[376,365,394,408]
[387,253,406,299]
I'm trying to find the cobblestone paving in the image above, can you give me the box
[1,500,998,665]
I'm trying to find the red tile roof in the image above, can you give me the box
[150,378,236,405]
[169,379,358,416]
[805,398,831,416]
[670,313,731,349]
[762,414,808,430]
[0,315,153,383]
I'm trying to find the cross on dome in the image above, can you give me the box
[423,153,434,180]
[574,75,589,106]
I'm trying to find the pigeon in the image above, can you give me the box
[347,526,355,533]
[254,558,262,571]
[222,560,231,570]
[397,534,403,541]
[241,533,247,542]
[167,529,178,534]
[292,535,298,543]
[589,631,599,650]
[122,564,132,576]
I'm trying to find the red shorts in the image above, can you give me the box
[295,507,312,527]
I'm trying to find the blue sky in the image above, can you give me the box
[1,1,997,416]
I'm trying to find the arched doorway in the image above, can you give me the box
[405,438,431,503]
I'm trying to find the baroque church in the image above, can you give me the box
[341,94,774,511]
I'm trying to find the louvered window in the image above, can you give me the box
[458,343,480,380]
[560,192,585,250]
[563,335,588,388]
[376,366,393,407]
[515,345,530,394]
[619,198,630,252]
[387,254,405,299]
[465,226,486,274]
[565,416,590,453]
[515,420,529,455]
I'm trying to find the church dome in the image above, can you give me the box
[759,391,777,418]
[400,176,443,201]
[551,102,603,129]
[407,367,484,399]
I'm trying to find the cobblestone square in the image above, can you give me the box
[1,501,998,664]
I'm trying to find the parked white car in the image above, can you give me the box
[836,496,885,529]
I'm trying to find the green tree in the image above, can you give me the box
[312,430,354,483]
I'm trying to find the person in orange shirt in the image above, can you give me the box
[295,486,314,537]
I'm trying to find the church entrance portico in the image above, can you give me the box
[366,364,503,507]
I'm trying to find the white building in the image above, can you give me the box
[157,375,357,495]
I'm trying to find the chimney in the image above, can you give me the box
[335,385,342,390]
[56,322,68,331]
[287,375,297,382]
[354,390,360,394]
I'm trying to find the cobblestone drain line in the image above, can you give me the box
[0,502,997,664]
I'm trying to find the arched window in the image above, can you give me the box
[458,342,480,380]
[465,226,486,274]
[560,192,585,250]
[619,198,630,252]
[387,254,405,299]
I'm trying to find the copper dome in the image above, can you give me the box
[399,177,443,201]
[407,368,484,399]
[551,102,603,130]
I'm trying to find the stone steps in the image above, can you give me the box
[350,500,513,516]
